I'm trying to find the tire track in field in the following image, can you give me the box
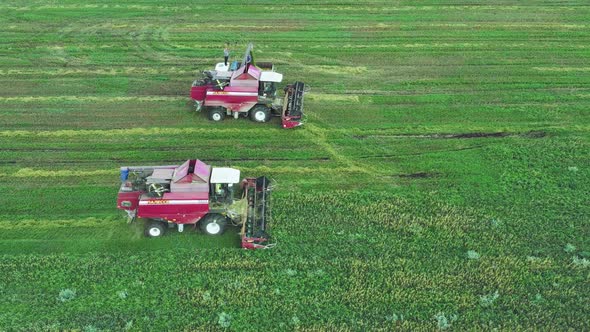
[357,145,487,160]
[58,22,187,65]
[299,124,381,176]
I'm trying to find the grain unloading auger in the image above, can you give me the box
[190,43,306,129]
[116,159,274,249]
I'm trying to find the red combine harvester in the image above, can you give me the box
[190,43,305,129]
[117,159,272,249]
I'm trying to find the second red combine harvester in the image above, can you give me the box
[190,43,305,129]
[117,159,272,249]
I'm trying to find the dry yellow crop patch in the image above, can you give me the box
[306,93,360,103]
[0,166,361,179]
[241,166,359,175]
[12,168,117,178]
[0,96,183,103]
[0,67,191,76]
[533,67,590,72]
[347,22,585,30]
[426,23,585,29]
[315,42,557,49]
[304,65,367,75]
[0,4,195,11]
[0,217,117,229]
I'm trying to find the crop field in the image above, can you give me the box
[1,0,589,330]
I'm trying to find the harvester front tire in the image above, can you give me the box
[208,108,225,122]
[250,105,271,123]
[145,221,165,238]
[200,214,227,236]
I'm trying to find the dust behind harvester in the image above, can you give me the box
[190,43,306,129]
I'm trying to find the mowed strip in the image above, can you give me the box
[0,166,363,178]
[0,96,183,102]
[1,3,588,12]
[0,127,279,138]
[0,67,194,76]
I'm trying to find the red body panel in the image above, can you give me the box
[204,92,258,104]
[241,237,269,250]
[190,85,210,101]
[117,160,212,224]
[204,88,258,112]
[225,86,259,92]
[231,65,261,82]
[281,117,303,129]
[191,64,261,114]
[137,191,209,224]
[117,191,141,210]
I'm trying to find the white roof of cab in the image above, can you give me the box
[210,167,241,184]
[260,71,283,83]
[215,62,230,71]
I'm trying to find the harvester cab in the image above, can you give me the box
[116,159,273,249]
[190,43,306,129]
[209,167,240,205]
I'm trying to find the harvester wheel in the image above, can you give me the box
[208,107,225,122]
[249,105,271,123]
[199,214,227,236]
[145,221,165,237]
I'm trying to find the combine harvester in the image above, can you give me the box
[117,159,273,249]
[190,43,306,129]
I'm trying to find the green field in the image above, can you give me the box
[1,0,589,330]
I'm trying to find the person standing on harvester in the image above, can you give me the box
[223,45,230,66]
